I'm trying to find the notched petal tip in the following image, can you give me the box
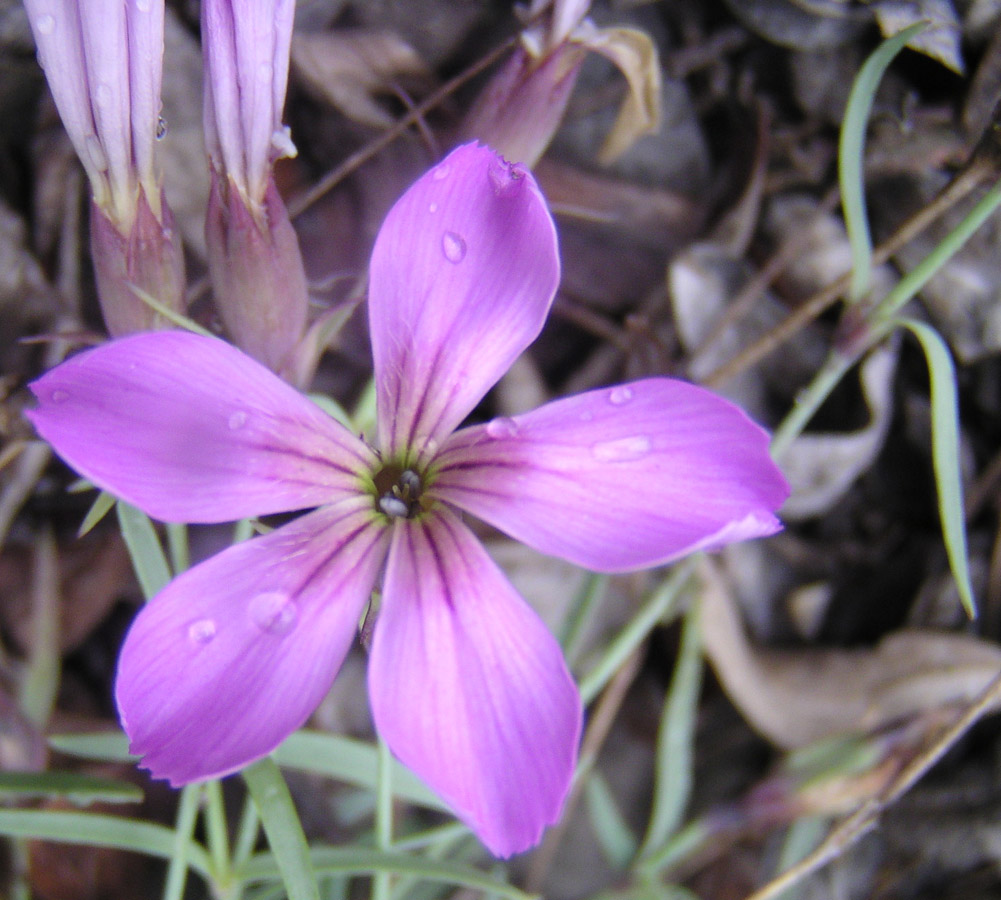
[370,142,560,455]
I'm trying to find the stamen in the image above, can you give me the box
[379,495,410,518]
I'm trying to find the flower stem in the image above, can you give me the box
[242,757,320,900]
[372,738,394,900]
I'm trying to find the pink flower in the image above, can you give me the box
[27,143,788,856]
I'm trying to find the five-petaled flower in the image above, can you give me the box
[28,143,789,856]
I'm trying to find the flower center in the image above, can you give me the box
[372,464,425,520]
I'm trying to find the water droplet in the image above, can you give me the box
[428,202,438,214]
[249,591,298,636]
[187,618,217,645]
[488,156,527,197]
[441,231,466,264]
[608,386,633,405]
[591,436,652,462]
[227,410,248,430]
[135,0,151,11]
[35,13,55,35]
[432,162,451,180]
[486,417,519,439]
[579,410,594,422]
[50,389,69,403]
[83,134,108,172]
[155,116,167,139]
[95,82,112,108]
[257,61,273,83]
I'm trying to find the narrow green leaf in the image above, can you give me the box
[839,22,927,302]
[48,731,135,762]
[116,501,172,600]
[273,731,448,811]
[0,771,142,805]
[896,318,976,617]
[0,809,212,879]
[243,757,320,900]
[240,847,536,900]
[129,284,215,337]
[585,770,637,868]
[579,559,694,705]
[162,783,203,900]
[638,600,703,860]
[78,490,116,537]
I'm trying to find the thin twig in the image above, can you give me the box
[743,668,1001,900]
[704,159,991,389]
[526,649,645,893]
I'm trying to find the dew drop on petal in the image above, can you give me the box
[50,389,69,403]
[428,202,438,214]
[608,386,633,405]
[432,162,451,180]
[485,417,519,439]
[35,13,55,35]
[441,231,466,264]
[257,61,273,83]
[227,410,248,430]
[249,591,298,636]
[135,0,151,11]
[187,618,217,645]
[591,436,652,462]
[579,410,594,422]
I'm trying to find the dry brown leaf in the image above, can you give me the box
[291,30,429,129]
[583,26,662,165]
[700,555,1001,750]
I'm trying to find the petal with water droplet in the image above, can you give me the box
[369,143,559,457]
[434,378,789,571]
[27,331,376,523]
[116,498,389,785]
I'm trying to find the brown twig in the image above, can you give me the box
[526,648,645,893]
[743,668,1001,900]
[703,159,992,389]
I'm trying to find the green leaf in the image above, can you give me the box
[0,809,212,879]
[273,731,448,812]
[240,847,536,900]
[0,771,142,805]
[243,757,320,900]
[47,731,135,762]
[839,21,928,303]
[78,490,116,537]
[116,500,172,600]
[585,770,637,868]
[896,319,976,618]
[638,600,702,860]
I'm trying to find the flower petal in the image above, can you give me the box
[369,508,581,857]
[433,378,790,572]
[369,142,560,460]
[28,331,375,523]
[116,498,388,784]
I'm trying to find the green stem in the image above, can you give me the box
[372,739,394,900]
[166,522,189,574]
[204,780,231,883]
[242,758,320,900]
[162,783,202,900]
[578,559,694,705]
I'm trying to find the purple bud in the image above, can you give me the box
[90,185,186,336]
[205,171,308,376]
